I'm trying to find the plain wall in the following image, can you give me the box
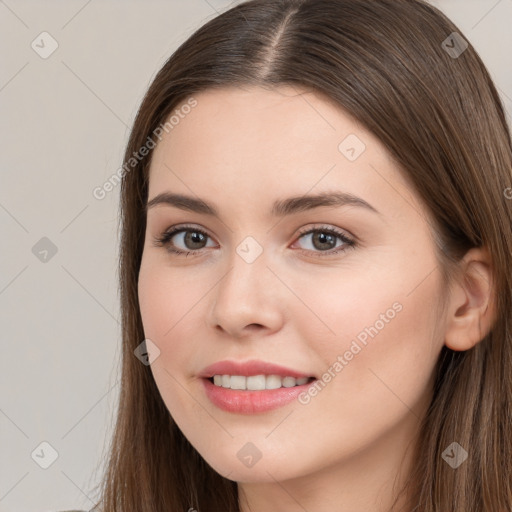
[1,0,511,510]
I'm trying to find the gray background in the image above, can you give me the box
[1,1,511,511]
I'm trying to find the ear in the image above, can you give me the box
[444,246,496,351]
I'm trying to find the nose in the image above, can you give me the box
[207,247,285,339]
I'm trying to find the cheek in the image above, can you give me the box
[290,253,442,415]
[315,275,441,422]
[138,258,202,416]
[138,255,200,340]
[137,256,214,395]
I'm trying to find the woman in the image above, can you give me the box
[85,0,512,510]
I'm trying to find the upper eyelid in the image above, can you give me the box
[159,223,354,246]
[162,223,351,237]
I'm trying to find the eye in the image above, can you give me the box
[152,224,216,257]
[152,224,356,258]
[292,225,356,257]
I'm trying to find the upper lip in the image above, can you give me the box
[199,359,314,379]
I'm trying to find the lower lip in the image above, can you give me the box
[201,378,316,414]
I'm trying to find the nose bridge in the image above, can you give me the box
[219,236,270,306]
[208,235,283,334]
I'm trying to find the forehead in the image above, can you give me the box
[147,85,425,223]
[163,84,368,156]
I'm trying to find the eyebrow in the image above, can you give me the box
[145,191,381,217]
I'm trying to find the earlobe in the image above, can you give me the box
[444,247,496,352]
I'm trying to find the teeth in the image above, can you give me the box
[230,375,246,390]
[282,376,296,388]
[247,375,266,390]
[211,374,312,390]
[266,375,282,390]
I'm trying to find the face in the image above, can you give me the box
[138,85,446,485]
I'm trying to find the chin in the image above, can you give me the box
[192,438,315,484]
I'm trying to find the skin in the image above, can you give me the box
[137,85,495,512]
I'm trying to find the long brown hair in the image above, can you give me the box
[91,0,512,510]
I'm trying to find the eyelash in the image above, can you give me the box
[152,223,356,259]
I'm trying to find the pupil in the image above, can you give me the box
[314,232,334,250]
[186,231,205,249]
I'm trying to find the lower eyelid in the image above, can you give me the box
[156,226,354,255]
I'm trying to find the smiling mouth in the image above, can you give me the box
[208,374,316,390]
